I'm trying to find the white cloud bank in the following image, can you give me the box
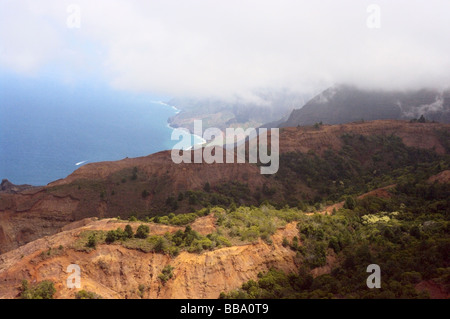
[1,0,450,100]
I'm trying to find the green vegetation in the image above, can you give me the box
[49,129,449,299]
[135,224,150,239]
[276,134,448,205]
[215,205,303,243]
[72,230,106,252]
[151,208,210,226]
[21,280,56,299]
[124,224,134,238]
[158,265,174,284]
[138,284,146,298]
[75,203,300,255]
[222,178,450,299]
[86,234,98,249]
[162,182,253,211]
[37,245,64,261]
[104,224,149,243]
[105,227,127,244]
[75,290,102,299]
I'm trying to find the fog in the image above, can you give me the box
[1,0,450,102]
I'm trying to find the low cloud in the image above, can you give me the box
[1,0,450,101]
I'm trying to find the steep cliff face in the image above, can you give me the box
[0,189,78,254]
[0,217,299,299]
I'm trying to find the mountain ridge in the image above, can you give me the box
[273,85,450,128]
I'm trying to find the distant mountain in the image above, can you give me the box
[277,85,450,127]
[167,90,312,132]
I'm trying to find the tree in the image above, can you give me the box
[344,196,356,210]
[135,224,150,239]
[203,182,211,192]
[124,225,134,239]
[105,230,117,244]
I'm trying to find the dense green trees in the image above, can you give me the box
[222,178,450,299]
[276,134,446,204]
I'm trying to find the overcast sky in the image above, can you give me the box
[1,0,449,101]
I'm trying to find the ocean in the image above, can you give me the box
[0,74,190,186]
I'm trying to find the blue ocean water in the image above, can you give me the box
[0,74,180,186]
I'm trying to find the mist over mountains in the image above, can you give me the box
[168,85,450,133]
[275,85,450,128]
[167,90,312,132]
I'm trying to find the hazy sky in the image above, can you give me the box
[1,0,449,101]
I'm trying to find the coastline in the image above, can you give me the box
[154,100,207,149]
[152,100,181,115]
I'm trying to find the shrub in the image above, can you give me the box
[135,224,150,239]
[124,225,134,239]
[21,280,56,299]
[86,234,97,249]
[158,265,174,284]
[75,290,102,299]
[138,284,146,298]
[105,231,117,244]
[153,237,170,253]
[105,228,126,244]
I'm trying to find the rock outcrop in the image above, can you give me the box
[0,217,299,299]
